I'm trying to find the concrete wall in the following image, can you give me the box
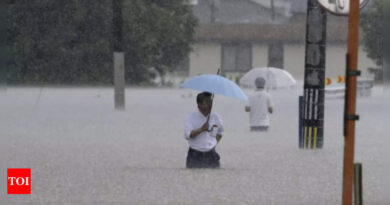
[189,43,221,76]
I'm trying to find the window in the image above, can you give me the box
[268,42,284,68]
[221,43,252,72]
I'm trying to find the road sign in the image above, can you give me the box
[325,77,332,85]
[316,0,369,16]
[338,75,346,83]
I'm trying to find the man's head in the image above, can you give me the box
[255,77,266,89]
[196,92,212,116]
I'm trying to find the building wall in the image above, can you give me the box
[284,44,305,80]
[252,44,268,68]
[325,45,347,78]
[284,44,376,81]
[189,43,221,76]
[193,0,284,24]
[189,42,376,82]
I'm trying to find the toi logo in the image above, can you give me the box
[7,168,31,194]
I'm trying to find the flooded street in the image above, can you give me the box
[0,86,388,204]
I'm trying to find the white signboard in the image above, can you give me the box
[316,0,369,15]
[183,0,198,5]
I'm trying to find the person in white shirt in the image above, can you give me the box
[245,77,273,132]
[184,92,224,168]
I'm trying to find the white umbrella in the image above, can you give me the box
[239,67,296,89]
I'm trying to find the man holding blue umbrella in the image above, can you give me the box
[184,92,224,168]
[180,74,247,168]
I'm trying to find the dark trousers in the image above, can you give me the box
[186,148,220,168]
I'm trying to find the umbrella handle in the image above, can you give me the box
[206,115,215,132]
[207,68,219,118]
[210,68,220,100]
[206,68,219,129]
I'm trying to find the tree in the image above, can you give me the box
[360,0,385,67]
[10,0,113,84]
[122,0,197,84]
[3,1,22,84]
[8,0,197,85]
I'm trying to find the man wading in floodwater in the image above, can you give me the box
[184,92,224,168]
[245,77,273,132]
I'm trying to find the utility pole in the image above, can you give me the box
[384,6,390,87]
[342,0,360,204]
[210,0,216,23]
[113,0,125,110]
[386,5,390,87]
[0,1,14,87]
[301,0,327,149]
[270,0,275,21]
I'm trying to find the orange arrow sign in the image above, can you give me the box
[337,76,345,83]
[325,77,332,85]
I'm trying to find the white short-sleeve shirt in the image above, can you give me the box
[248,90,273,127]
[184,111,224,152]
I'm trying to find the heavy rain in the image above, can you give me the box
[0,0,389,204]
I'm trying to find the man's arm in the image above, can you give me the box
[189,121,208,139]
[216,114,224,143]
[189,128,204,139]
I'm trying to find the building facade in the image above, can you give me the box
[175,0,375,84]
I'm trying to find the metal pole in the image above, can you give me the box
[342,0,360,204]
[270,0,275,21]
[354,163,363,205]
[210,0,216,23]
[113,0,125,110]
[299,96,304,148]
[384,4,390,88]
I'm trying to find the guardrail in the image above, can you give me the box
[325,78,374,98]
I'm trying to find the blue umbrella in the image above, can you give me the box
[180,74,248,101]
